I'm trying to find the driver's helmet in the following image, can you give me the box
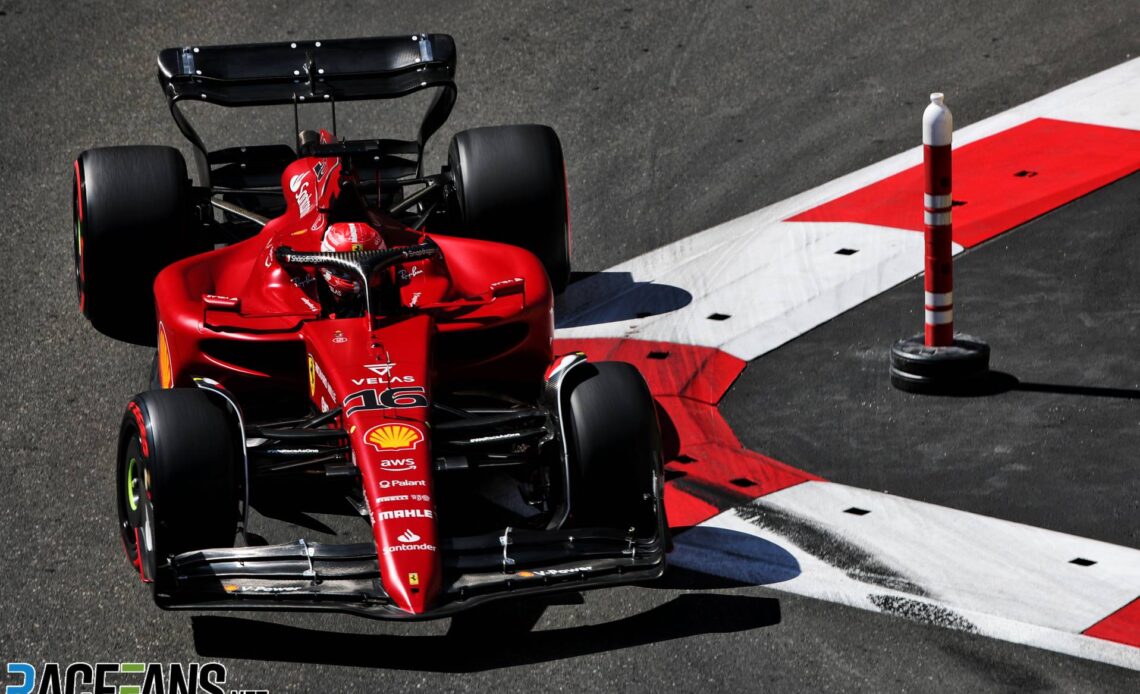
[319,222,387,297]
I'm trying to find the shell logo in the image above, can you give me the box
[365,423,424,452]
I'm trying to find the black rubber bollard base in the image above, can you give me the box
[890,333,990,394]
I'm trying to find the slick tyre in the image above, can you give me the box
[117,389,240,598]
[447,125,571,294]
[74,146,196,345]
[563,362,665,534]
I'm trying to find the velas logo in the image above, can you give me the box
[364,424,423,453]
[3,661,252,694]
[365,363,395,377]
[351,363,415,386]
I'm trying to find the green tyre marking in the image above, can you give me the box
[127,457,139,512]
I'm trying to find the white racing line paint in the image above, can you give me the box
[679,483,1140,670]
[555,57,1140,361]
[555,58,1140,667]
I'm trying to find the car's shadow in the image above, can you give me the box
[192,583,779,672]
[555,271,692,328]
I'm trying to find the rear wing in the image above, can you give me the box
[156,35,457,177]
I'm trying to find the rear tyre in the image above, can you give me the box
[563,362,664,533]
[447,125,571,294]
[116,389,240,595]
[74,146,196,345]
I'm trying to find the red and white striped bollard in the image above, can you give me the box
[890,92,990,393]
[923,93,954,347]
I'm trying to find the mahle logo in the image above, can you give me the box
[4,661,266,694]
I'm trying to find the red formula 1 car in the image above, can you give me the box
[71,35,666,619]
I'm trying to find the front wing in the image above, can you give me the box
[156,524,666,620]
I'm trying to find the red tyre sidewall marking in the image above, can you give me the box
[123,401,151,582]
[127,401,149,459]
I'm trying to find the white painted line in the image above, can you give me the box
[555,57,1140,361]
[682,482,1140,671]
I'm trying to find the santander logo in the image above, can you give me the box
[397,529,421,543]
[289,172,315,216]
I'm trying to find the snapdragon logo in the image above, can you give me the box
[4,661,266,694]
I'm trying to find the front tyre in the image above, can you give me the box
[116,389,240,597]
[563,362,665,534]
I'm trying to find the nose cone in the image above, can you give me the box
[374,520,442,615]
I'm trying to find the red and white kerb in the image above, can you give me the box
[923,93,954,347]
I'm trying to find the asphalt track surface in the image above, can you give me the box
[2,1,1139,692]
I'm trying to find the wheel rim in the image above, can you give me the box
[117,435,145,574]
[125,457,141,513]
